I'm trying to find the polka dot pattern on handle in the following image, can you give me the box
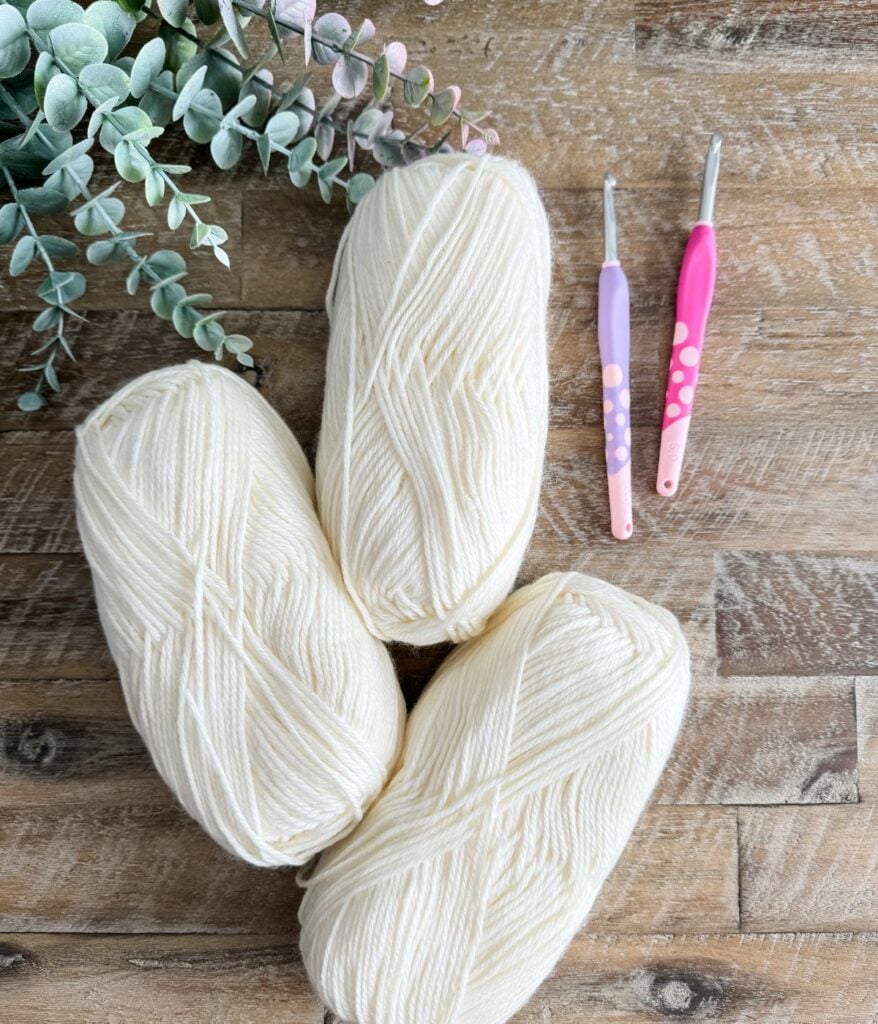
[662,321,701,429]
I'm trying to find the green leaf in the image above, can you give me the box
[160,18,197,75]
[315,120,333,161]
[167,195,185,229]
[39,234,79,258]
[0,203,23,244]
[372,53,389,102]
[37,269,86,304]
[182,87,222,144]
[83,0,135,59]
[347,172,375,205]
[209,127,242,170]
[145,248,185,279]
[217,0,248,60]
[33,305,62,331]
[27,0,85,47]
[430,85,460,126]
[171,62,206,120]
[73,194,124,235]
[49,23,108,76]
[190,222,226,249]
[157,0,188,29]
[98,104,151,151]
[145,167,165,206]
[0,125,72,177]
[171,295,201,335]
[43,74,87,132]
[18,391,46,412]
[44,361,60,392]
[316,156,346,204]
[33,51,60,108]
[194,0,220,24]
[9,235,36,276]
[17,186,69,214]
[255,131,271,173]
[114,139,149,182]
[138,69,175,126]
[130,36,165,99]
[311,11,349,65]
[78,62,130,105]
[223,333,252,354]
[265,110,299,147]
[288,135,315,187]
[403,65,433,107]
[152,280,186,320]
[42,136,94,175]
[240,69,272,128]
[193,317,225,351]
[86,237,128,264]
[0,5,31,80]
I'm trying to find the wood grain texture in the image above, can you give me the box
[715,551,878,676]
[857,678,878,804]
[739,805,878,932]
[0,933,320,1023]
[514,931,878,1023]
[657,677,859,805]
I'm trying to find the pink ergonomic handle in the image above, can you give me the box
[598,261,633,540]
[656,224,716,496]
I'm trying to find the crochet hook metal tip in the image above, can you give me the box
[698,132,723,225]
[602,174,617,264]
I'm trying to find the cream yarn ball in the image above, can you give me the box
[299,571,690,1024]
[316,153,552,645]
[74,362,405,867]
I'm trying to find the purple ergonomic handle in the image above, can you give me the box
[598,261,633,540]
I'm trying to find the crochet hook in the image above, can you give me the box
[598,174,633,540]
[657,132,722,496]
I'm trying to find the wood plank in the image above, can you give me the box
[514,931,878,1023]
[0,310,328,435]
[857,677,878,804]
[587,807,739,934]
[739,805,878,932]
[0,192,243,311]
[657,677,859,805]
[636,0,878,73]
[0,555,112,680]
[241,186,878,311]
[0,933,320,1023]
[715,551,878,677]
[0,804,299,933]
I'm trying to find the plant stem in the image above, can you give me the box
[1,164,73,399]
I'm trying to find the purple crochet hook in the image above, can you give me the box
[598,174,633,540]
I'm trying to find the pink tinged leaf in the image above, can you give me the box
[483,127,499,146]
[304,18,311,65]
[423,0,445,5]
[465,138,487,155]
[446,85,461,109]
[273,0,316,37]
[385,41,407,75]
[312,12,350,65]
[332,55,368,98]
[357,18,375,43]
[460,121,469,147]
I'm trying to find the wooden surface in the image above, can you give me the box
[1,0,877,1020]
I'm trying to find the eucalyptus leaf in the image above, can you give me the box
[193,317,225,351]
[138,69,175,125]
[17,391,46,412]
[194,0,220,25]
[0,5,31,80]
[9,234,36,276]
[78,62,130,105]
[167,195,185,229]
[332,55,367,100]
[83,0,136,59]
[34,51,60,108]
[311,12,349,65]
[403,65,433,107]
[98,104,151,150]
[171,62,206,120]
[37,269,86,304]
[152,280,186,320]
[145,167,165,206]
[371,53,389,102]
[347,171,374,205]
[17,186,69,213]
[39,234,79,258]
[430,85,460,126]
[33,305,62,331]
[316,155,346,204]
[0,124,71,177]
[44,153,94,197]
[43,74,87,132]
[130,36,165,99]
[209,127,242,169]
[182,87,222,144]
[49,23,109,76]
[73,194,124,235]
[171,294,201,335]
[315,119,333,160]
[217,0,248,59]
[157,0,189,29]
[41,135,93,175]
[224,333,252,354]
[239,68,272,128]
[44,362,60,392]
[26,0,85,47]
[256,131,271,173]
[160,18,197,74]
[288,135,315,186]
[0,203,23,244]
[265,110,299,147]
[145,249,185,279]
[114,139,150,182]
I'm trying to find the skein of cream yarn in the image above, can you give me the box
[317,154,552,645]
[299,571,690,1024]
[74,362,405,867]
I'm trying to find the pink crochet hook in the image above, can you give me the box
[598,174,633,540]
[657,132,722,497]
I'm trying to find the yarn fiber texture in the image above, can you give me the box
[317,153,552,646]
[299,571,690,1024]
[74,362,405,867]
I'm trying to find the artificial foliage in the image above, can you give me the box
[0,0,496,409]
